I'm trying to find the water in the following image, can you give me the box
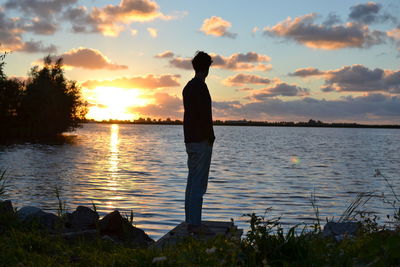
[1,123,399,239]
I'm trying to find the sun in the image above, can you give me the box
[85,86,151,121]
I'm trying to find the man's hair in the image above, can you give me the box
[192,51,213,72]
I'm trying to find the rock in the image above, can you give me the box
[62,229,97,241]
[68,206,99,230]
[0,200,13,214]
[17,206,42,220]
[99,210,154,247]
[17,206,61,230]
[322,221,360,241]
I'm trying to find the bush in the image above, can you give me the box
[19,56,87,138]
[0,53,87,140]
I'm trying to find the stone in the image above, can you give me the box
[0,200,13,214]
[17,206,42,220]
[322,221,360,241]
[62,229,97,241]
[17,206,61,230]
[99,210,154,247]
[68,206,99,230]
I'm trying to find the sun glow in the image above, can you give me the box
[85,86,151,121]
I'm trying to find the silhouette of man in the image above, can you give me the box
[182,51,215,234]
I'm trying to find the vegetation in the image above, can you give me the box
[1,171,399,266]
[0,53,87,141]
[0,209,399,266]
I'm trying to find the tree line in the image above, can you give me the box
[0,53,87,141]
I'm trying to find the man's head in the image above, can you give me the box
[192,51,212,77]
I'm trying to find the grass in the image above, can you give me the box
[1,209,399,266]
[0,168,8,199]
[0,170,399,266]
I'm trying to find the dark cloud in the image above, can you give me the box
[250,83,309,99]
[289,67,325,77]
[212,94,400,123]
[21,40,57,53]
[160,51,271,71]
[263,13,387,50]
[82,74,180,89]
[323,13,342,26]
[168,57,192,70]
[0,9,57,53]
[223,74,271,86]
[348,2,396,25]
[5,0,77,19]
[323,65,400,93]
[132,92,400,122]
[23,19,58,35]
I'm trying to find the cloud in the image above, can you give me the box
[168,57,193,70]
[322,13,342,26]
[263,13,387,50]
[200,16,237,38]
[223,74,271,86]
[129,92,183,118]
[147,27,157,38]
[81,74,180,89]
[22,18,58,35]
[388,27,400,40]
[155,50,174,58]
[388,27,400,53]
[322,65,400,93]
[130,29,138,36]
[21,40,57,53]
[289,67,325,77]
[56,47,128,70]
[348,2,396,25]
[0,10,57,53]
[63,0,168,36]
[131,91,400,123]
[212,52,271,71]
[212,94,400,123]
[160,51,272,71]
[5,0,77,19]
[250,83,310,99]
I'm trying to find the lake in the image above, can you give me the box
[1,123,399,239]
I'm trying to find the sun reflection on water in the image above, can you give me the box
[109,124,120,179]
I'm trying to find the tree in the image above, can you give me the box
[0,52,24,138]
[19,56,87,137]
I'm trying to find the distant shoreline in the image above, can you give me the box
[85,119,400,129]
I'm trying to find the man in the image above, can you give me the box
[182,51,215,234]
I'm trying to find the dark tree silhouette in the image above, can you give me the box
[0,52,24,138]
[19,56,88,137]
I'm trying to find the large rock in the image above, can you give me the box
[17,206,61,231]
[99,210,154,247]
[0,200,13,214]
[62,229,98,241]
[68,206,99,230]
[323,221,360,241]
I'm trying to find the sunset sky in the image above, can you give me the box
[1,0,400,123]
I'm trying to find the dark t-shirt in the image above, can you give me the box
[182,77,215,144]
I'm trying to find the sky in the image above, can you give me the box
[1,0,400,123]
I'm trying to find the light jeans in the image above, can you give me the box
[185,141,213,225]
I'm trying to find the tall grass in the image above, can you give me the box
[0,168,8,199]
[375,169,400,226]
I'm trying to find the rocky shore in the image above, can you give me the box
[0,200,154,248]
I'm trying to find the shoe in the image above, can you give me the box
[187,223,214,236]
